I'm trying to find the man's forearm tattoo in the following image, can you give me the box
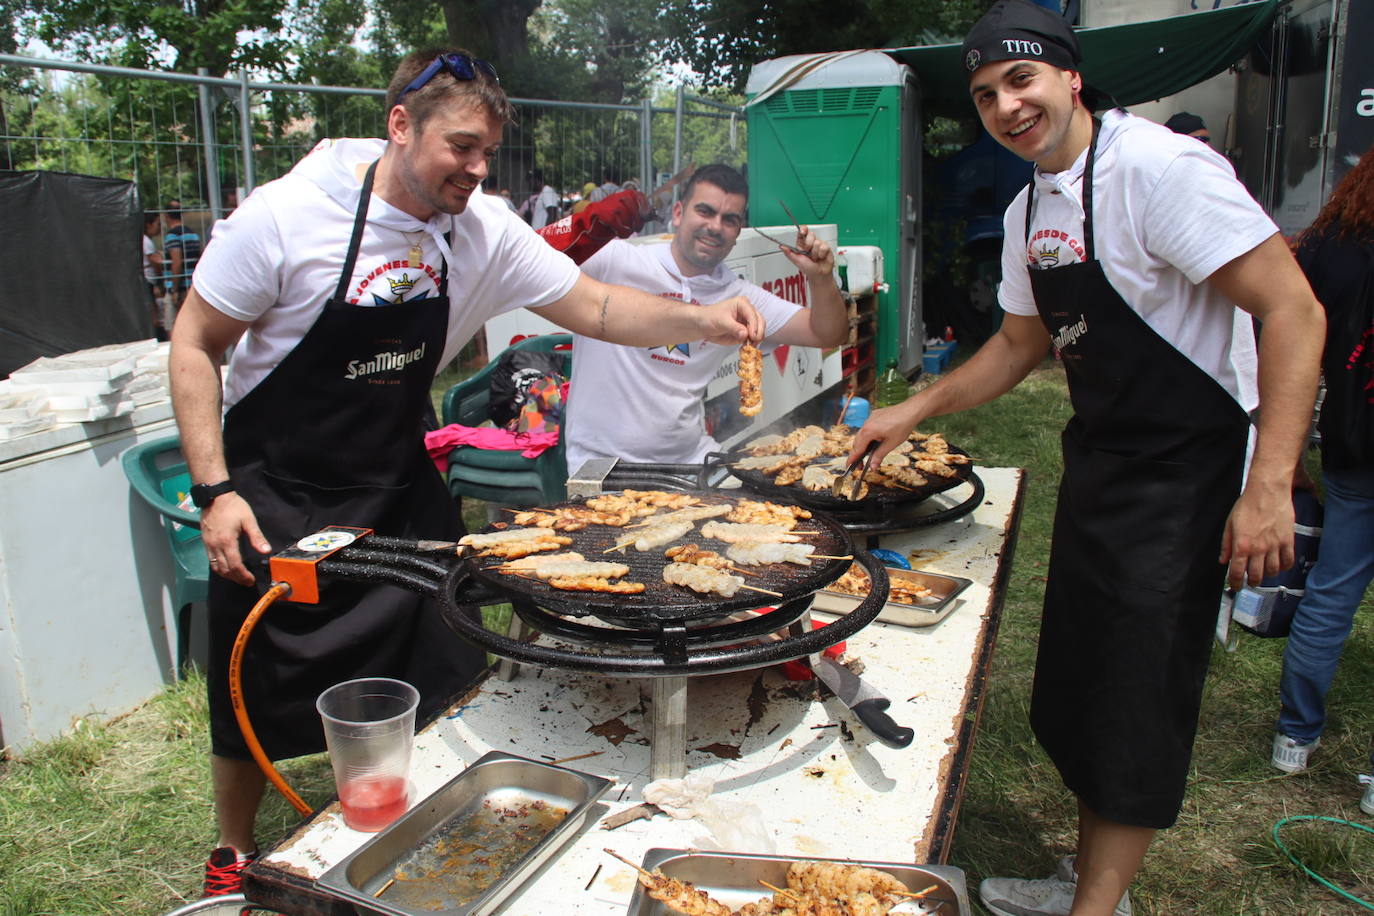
[598,293,609,338]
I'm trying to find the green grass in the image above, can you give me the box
[3,358,1372,914]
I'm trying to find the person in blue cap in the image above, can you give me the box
[853,1,1325,914]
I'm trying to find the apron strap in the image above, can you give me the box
[1081,117,1101,262]
[333,159,379,303]
[439,232,450,296]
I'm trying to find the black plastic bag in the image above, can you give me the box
[488,350,566,429]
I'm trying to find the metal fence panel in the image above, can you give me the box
[0,53,744,226]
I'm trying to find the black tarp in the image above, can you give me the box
[0,170,150,378]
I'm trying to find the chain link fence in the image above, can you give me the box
[0,52,745,234]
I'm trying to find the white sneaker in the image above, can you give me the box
[1360,775,1374,816]
[979,875,1077,916]
[1271,733,1319,773]
[1055,855,1134,916]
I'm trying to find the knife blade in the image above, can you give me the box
[811,655,914,748]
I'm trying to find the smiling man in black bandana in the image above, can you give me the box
[852,1,1325,914]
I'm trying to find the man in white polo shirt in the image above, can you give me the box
[170,48,762,900]
[565,163,849,469]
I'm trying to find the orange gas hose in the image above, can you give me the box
[228,581,314,816]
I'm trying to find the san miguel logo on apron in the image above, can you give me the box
[345,339,427,381]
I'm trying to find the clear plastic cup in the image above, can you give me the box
[316,677,419,832]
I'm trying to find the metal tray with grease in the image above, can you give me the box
[317,751,611,916]
[809,567,973,628]
[623,849,969,915]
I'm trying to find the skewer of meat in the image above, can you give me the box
[545,576,646,594]
[502,560,630,580]
[603,849,733,916]
[739,343,763,417]
[495,551,585,570]
[628,504,733,528]
[785,861,908,902]
[508,506,635,530]
[913,459,957,479]
[584,493,662,517]
[744,432,787,456]
[663,562,744,597]
[665,543,736,571]
[477,536,573,559]
[665,544,765,578]
[872,466,928,489]
[623,489,702,508]
[726,500,811,528]
[701,521,804,544]
[608,520,694,553]
[459,526,552,547]
[726,542,816,566]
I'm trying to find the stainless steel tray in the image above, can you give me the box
[316,750,612,916]
[624,849,969,915]
[811,567,972,628]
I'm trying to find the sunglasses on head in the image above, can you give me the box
[397,53,499,103]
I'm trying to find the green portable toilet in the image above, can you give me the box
[745,51,922,375]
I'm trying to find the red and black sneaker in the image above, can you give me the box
[203,845,258,897]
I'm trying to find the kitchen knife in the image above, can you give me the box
[811,655,914,748]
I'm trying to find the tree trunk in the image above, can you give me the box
[438,0,540,70]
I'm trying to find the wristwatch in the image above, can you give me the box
[190,480,235,509]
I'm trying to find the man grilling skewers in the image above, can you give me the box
[850,3,1324,915]
[565,163,848,469]
[169,48,764,899]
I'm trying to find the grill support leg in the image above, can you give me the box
[497,611,530,681]
[650,676,689,780]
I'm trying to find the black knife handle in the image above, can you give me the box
[852,697,915,748]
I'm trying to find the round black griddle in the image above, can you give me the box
[712,444,976,513]
[461,491,856,625]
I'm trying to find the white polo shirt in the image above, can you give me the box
[192,138,581,409]
[998,109,1277,412]
[566,239,802,467]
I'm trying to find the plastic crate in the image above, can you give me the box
[922,341,957,374]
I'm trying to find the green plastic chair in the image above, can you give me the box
[441,334,573,507]
[121,434,208,674]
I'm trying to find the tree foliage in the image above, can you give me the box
[24,0,294,76]
[658,0,997,93]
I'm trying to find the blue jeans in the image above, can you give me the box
[1277,465,1374,744]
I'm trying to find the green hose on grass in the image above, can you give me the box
[1272,815,1374,911]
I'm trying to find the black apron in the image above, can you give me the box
[1025,122,1249,829]
[207,161,486,761]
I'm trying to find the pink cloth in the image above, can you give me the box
[424,424,560,472]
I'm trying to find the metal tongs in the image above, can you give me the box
[752,199,811,257]
[832,440,879,501]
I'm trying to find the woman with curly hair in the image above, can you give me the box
[1270,146,1374,811]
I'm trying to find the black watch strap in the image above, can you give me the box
[190,480,235,508]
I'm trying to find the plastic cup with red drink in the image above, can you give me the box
[316,677,419,832]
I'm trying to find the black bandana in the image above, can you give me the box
[961,0,1081,75]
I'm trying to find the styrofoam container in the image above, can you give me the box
[44,392,126,411]
[6,373,134,395]
[0,413,57,440]
[9,352,139,386]
[49,399,135,422]
[130,386,169,406]
[0,386,46,421]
